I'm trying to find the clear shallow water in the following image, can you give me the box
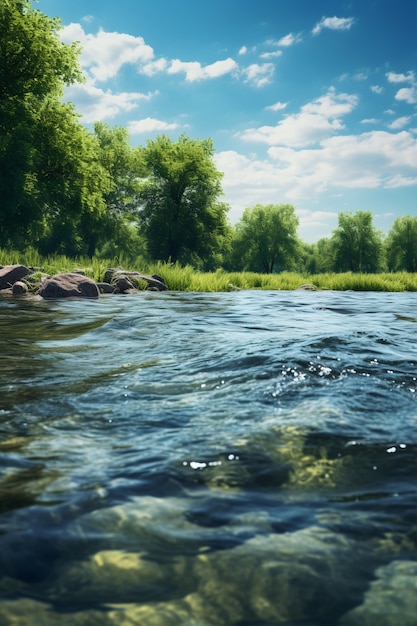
[0,290,416,625]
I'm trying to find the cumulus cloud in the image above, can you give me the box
[238,88,358,146]
[60,24,154,82]
[63,82,155,122]
[238,46,248,55]
[241,63,275,87]
[141,58,169,76]
[312,16,355,35]
[127,118,181,134]
[395,87,417,104]
[215,130,417,229]
[167,58,238,81]
[386,70,415,83]
[371,85,383,94]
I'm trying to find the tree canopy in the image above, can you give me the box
[0,0,100,250]
[230,204,299,273]
[331,211,383,273]
[139,134,229,265]
[386,216,417,272]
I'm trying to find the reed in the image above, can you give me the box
[1,248,416,291]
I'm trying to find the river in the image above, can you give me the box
[0,289,416,625]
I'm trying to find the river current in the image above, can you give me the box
[0,289,416,625]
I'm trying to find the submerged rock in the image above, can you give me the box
[38,272,100,299]
[46,498,370,626]
[297,283,318,291]
[340,560,417,626]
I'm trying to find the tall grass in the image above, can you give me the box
[1,248,416,291]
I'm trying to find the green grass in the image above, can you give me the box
[1,248,416,292]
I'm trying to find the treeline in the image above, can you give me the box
[1,1,416,274]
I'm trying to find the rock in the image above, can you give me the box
[97,282,115,294]
[38,272,100,299]
[12,281,28,295]
[0,264,32,290]
[340,560,417,626]
[296,283,318,291]
[113,277,135,294]
[104,268,168,291]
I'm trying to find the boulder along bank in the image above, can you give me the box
[0,265,168,299]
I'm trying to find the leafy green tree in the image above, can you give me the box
[35,100,110,255]
[77,123,147,257]
[386,216,417,272]
[330,211,383,273]
[139,134,229,265]
[94,122,146,217]
[230,204,299,273]
[306,237,336,273]
[0,0,83,247]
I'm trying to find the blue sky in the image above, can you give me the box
[35,0,417,242]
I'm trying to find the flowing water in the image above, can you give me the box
[0,289,416,626]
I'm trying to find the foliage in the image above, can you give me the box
[77,123,147,257]
[139,134,229,265]
[385,216,417,272]
[230,204,300,273]
[330,211,383,273]
[35,100,110,255]
[0,0,85,248]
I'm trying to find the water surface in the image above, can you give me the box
[0,290,416,625]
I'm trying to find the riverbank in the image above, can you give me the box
[1,248,416,292]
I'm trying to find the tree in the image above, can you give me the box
[139,134,229,265]
[0,0,83,247]
[230,204,299,273]
[308,238,335,273]
[386,216,417,272]
[330,211,383,273]
[77,123,147,257]
[35,99,110,255]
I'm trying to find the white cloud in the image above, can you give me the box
[260,50,283,60]
[312,16,355,35]
[241,63,275,87]
[127,118,181,134]
[371,85,383,94]
[361,118,380,125]
[141,58,169,76]
[386,71,415,84]
[238,46,248,55]
[215,130,417,237]
[238,88,358,147]
[266,101,288,112]
[60,24,154,82]
[388,116,411,130]
[276,32,302,46]
[63,82,155,122]
[395,87,417,104]
[167,58,238,81]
